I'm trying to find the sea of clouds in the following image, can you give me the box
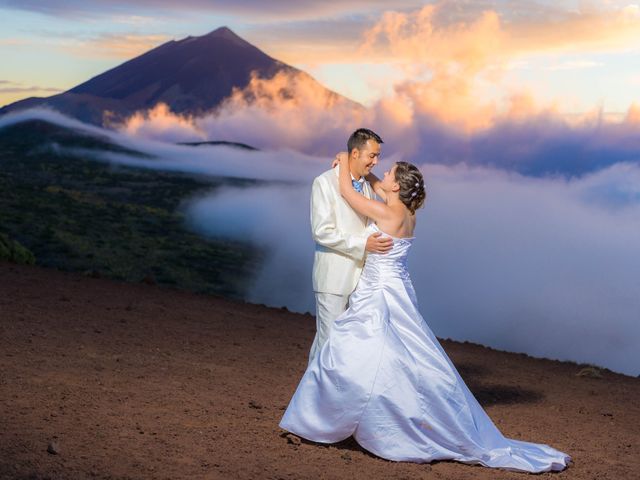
[2,107,638,377]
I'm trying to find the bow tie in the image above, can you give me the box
[352,179,364,193]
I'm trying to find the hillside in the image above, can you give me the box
[1,261,638,479]
[0,118,263,298]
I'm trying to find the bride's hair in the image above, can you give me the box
[394,161,426,214]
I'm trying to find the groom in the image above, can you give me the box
[308,128,392,364]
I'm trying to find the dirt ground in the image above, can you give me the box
[1,260,638,480]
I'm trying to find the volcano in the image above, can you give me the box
[0,26,355,126]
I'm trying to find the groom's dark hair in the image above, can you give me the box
[347,128,383,155]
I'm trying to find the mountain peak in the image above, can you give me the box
[176,26,247,47]
[206,26,234,36]
[202,26,246,44]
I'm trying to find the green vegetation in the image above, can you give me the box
[0,119,263,298]
[0,232,36,264]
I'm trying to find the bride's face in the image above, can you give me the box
[381,164,400,193]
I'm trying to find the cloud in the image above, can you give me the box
[110,67,640,177]
[2,108,638,376]
[0,81,64,94]
[110,14,163,26]
[0,0,424,20]
[185,160,640,378]
[0,107,326,182]
[55,32,171,59]
[1,28,172,61]
[245,17,371,65]
[364,2,640,62]
[97,3,624,149]
[355,2,640,132]
[117,70,367,156]
[0,38,31,46]
[544,60,605,71]
[507,4,640,55]
[117,103,206,143]
[185,184,316,313]
[4,1,640,123]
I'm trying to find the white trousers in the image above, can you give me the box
[308,292,350,366]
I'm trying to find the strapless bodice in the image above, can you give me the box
[362,224,414,280]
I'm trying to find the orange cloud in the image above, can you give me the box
[195,70,366,153]
[363,6,506,71]
[509,5,640,54]
[113,4,640,157]
[60,33,171,59]
[365,3,640,63]
[117,70,367,154]
[357,2,640,133]
[221,69,357,111]
[361,6,508,132]
[624,102,640,125]
[120,102,205,142]
[0,38,32,46]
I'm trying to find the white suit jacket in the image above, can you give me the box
[311,166,375,295]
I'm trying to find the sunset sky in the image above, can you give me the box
[2,0,640,117]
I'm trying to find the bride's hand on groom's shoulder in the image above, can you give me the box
[331,151,348,168]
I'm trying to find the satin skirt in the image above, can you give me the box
[279,249,571,473]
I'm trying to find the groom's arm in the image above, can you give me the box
[310,177,368,261]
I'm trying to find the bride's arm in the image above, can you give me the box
[333,152,387,201]
[364,172,387,202]
[338,153,390,223]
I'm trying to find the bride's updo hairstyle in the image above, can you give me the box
[394,161,426,214]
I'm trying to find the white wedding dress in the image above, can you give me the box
[279,224,571,473]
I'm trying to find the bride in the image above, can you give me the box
[279,152,571,473]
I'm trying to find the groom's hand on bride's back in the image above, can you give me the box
[366,232,393,254]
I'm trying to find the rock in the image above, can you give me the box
[285,433,301,445]
[248,400,263,409]
[576,366,603,378]
[47,441,59,455]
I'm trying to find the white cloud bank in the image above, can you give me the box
[2,108,639,378]
[185,161,640,378]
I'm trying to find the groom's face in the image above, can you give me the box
[351,139,381,178]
